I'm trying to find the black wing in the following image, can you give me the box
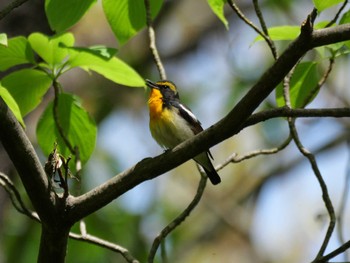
[171,101,214,160]
[176,102,203,134]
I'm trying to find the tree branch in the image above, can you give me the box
[244,107,350,128]
[228,0,277,59]
[215,134,292,171]
[252,0,278,59]
[0,172,40,222]
[0,0,30,20]
[69,232,139,263]
[289,118,336,260]
[67,107,350,222]
[0,97,56,222]
[325,0,348,27]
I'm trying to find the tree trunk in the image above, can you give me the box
[38,224,71,263]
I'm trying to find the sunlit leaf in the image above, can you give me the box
[0,36,35,71]
[207,0,228,29]
[254,21,331,44]
[45,0,97,32]
[1,69,52,116]
[254,26,300,42]
[276,62,319,108]
[0,84,25,127]
[61,44,118,60]
[103,0,163,44]
[0,33,7,46]
[28,32,75,67]
[67,47,144,87]
[37,93,97,164]
[312,0,345,12]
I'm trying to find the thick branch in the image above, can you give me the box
[0,97,56,222]
[67,107,350,222]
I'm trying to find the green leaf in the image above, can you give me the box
[45,0,97,32]
[61,44,118,60]
[36,93,97,164]
[340,9,350,24]
[254,21,329,43]
[103,0,163,44]
[0,36,35,71]
[254,26,300,42]
[340,10,350,49]
[207,0,228,29]
[276,62,319,108]
[66,47,144,87]
[312,0,345,12]
[0,84,25,127]
[1,69,52,116]
[28,32,75,68]
[0,33,7,46]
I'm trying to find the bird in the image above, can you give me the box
[146,79,221,185]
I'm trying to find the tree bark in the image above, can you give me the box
[38,223,71,263]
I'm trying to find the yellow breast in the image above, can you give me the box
[148,89,163,121]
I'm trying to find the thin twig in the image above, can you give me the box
[144,0,167,80]
[227,0,277,59]
[325,0,349,27]
[69,232,139,263]
[315,239,350,263]
[252,0,278,59]
[244,107,350,129]
[148,173,207,263]
[0,0,30,20]
[279,20,337,257]
[282,54,304,109]
[216,134,292,171]
[0,172,40,222]
[288,120,336,261]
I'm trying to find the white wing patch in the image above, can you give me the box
[178,104,199,124]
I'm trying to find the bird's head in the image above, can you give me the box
[146,79,179,100]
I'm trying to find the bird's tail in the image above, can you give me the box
[194,152,221,185]
[203,167,221,185]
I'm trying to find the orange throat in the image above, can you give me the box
[148,89,163,121]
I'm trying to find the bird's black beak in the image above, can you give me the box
[145,79,159,90]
